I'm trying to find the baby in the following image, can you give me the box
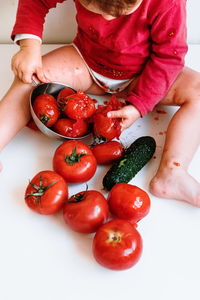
[0,0,200,206]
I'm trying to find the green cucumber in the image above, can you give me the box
[103,136,156,190]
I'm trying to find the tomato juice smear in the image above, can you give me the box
[173,161,180,167]
[156,109,167,114]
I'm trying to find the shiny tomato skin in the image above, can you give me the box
[57,87,76,99]
[91,141,123,164]
[33,94,60,127]
[25,170,68,215]
[63,190,109,233]
[93,219,143,270]
[53,118,88,138]
[108,183,151,224]
[93,113,121,141]
[26,118,40,132]
[64,91,96,120]
[57,88,76,111]
[53,140,97,183]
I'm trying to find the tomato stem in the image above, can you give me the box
[26,175,56,206]
[92,129,107,145]
[107,231,122,243]
[39,114,51,126]
[65,145,86,165]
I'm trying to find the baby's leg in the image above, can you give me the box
[0,45,104,171]
[150,67,200,206]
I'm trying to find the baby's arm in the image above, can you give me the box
[11,38,48,83]
[11,0,66,83]
[108,0,188,130]
[124,1,188,117]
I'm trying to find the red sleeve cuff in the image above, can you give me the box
[125,93,152,117]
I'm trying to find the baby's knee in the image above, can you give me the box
[175,70,200,106]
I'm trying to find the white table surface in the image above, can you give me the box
[0,44,200,300]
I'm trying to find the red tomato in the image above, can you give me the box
[53,118,88,138]
[108,183,151,223]
[53,140,97,183]
[91,141,123,164]
[26,118,40,132]
[93,113,121,141]
[92,96,123,140]
[33,94,60,127]
[57,88,76,111]
[25,170,68,215]
[93,219,143,270]
[63,190,109,233]
[64,90,96,120]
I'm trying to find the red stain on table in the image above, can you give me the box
[156,109,167,114]
[173,161,180,167]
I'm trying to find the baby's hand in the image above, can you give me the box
[107,104,141,131]
[11,39,48,84]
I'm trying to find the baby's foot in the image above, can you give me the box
[149,166,200,207]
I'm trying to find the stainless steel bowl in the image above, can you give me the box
[30,82,93,140]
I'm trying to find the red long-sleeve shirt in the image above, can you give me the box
[11,0,188,116]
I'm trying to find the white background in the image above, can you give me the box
[0,0,200,44]
[0,0,200,299]
[0,44,200,300]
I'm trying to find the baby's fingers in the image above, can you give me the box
[21,71,34,84]
[36,67,49,83]
[120,119,133,131]
[107,110,123,118]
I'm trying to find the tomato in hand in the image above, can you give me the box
[93,113,121,141]
[53,118,88,138]
[25,170,68,215]
[108,183,151,224]
[91,141,123,164]
[57,87,76,112]
[92,95,123,140]
[93,219,143,270]
[64,90,96,120]
[33,94,60,127]
[63,190,109,233]
[53,140,97,183]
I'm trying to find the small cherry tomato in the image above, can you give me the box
[25,170,68,215]
[63,190,109,233]
[57,87,76,111]
[64,90,96,120]
[33,94,60,127]
[91,141,123,164]
[53,118,88,138]
[93,219,143,270]
[53,140,97,183]
[108,183,151,223]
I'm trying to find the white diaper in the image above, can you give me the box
[72,43,133,93]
